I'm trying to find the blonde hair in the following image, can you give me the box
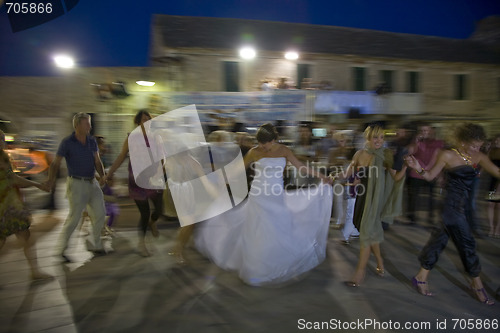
[208,130,232,143]
[333,132,348,141]
[364,125,384,141]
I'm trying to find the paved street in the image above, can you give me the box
[1,185,499,333]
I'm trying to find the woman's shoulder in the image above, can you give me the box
[439,149,456,159]
[352,148,366,159]
[276,143,291,152]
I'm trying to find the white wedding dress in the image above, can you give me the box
[194,157,333,286]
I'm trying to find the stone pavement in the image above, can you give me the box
[1,197,499,333]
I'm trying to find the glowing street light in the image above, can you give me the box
[136,80,155,86]
[239,47,256,60]
[285,51,299,60]
[53,55,74,68]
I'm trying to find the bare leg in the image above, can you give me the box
[412,267,432,296]
[15,230,51,280]
[347,246,370,286]
[137,236,150,257]
[169,225,194,264]
[371,243,385,276]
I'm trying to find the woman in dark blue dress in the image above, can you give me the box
[406,123,499,305]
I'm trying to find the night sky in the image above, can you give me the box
[1,0,500,76]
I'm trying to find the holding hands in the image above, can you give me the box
[37,181,51,192]
[404,155,422,171]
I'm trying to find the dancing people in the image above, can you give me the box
[405,123,498,305]
[105,110,163,257]
[194,123,333,286]
[343,125,407,286]
[0,130,51,279]
[47,113,108,262]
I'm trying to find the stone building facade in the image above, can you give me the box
[1,15,500,142]
[150,15,500,120]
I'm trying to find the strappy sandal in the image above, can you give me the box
[471,286,495,305]
[412,277,433,296]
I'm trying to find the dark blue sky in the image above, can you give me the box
[1,0,500,76]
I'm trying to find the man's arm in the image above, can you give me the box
[94,151,106,186]
[46,155,63,189]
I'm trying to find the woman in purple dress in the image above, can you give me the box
[106,110,163,256]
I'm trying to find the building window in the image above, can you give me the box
[454,74,468,100]
[379,70,394,92]
[353,67,366,91]
[223,61,239,92]
[297,64,311,89]
[406,71,420,93]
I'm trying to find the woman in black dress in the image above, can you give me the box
[406,123,498,305]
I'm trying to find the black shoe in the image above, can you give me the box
[407,215,416,224]
[61,254,71,263]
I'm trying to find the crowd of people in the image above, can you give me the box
[1,111,499,306]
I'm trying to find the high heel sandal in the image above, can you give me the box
[168,249,187,265]
[471,286,495,305]
[345,271,365,287]
[376,267,385,277]
[412,277,433,296]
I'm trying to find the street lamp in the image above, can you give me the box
[136,80,155,87]
[285,51,299,60]
[53,55,74,69]
[239,47,256,60]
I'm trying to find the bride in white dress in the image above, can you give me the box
[194,123,333,286]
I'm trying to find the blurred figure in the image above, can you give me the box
[291,123,317,188]
[406,123,444,224]
[406,123,497,305]
[328,132,355,170]
[388,124,413,173]
[260,79,273,91]
[41,148,58,211]
[328,132,355,227]
[277,77,290,89]
[102,174,119,236]
[383,123,413,229]
[293,124,315,162]
[105,110,163,257]
[47,113,108,262]
[339,174,359,244]
[316,123,338,162]
[0,130,51,279]
[235,132,255,156]
[487,134,500,238]
[96,135,111,168]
